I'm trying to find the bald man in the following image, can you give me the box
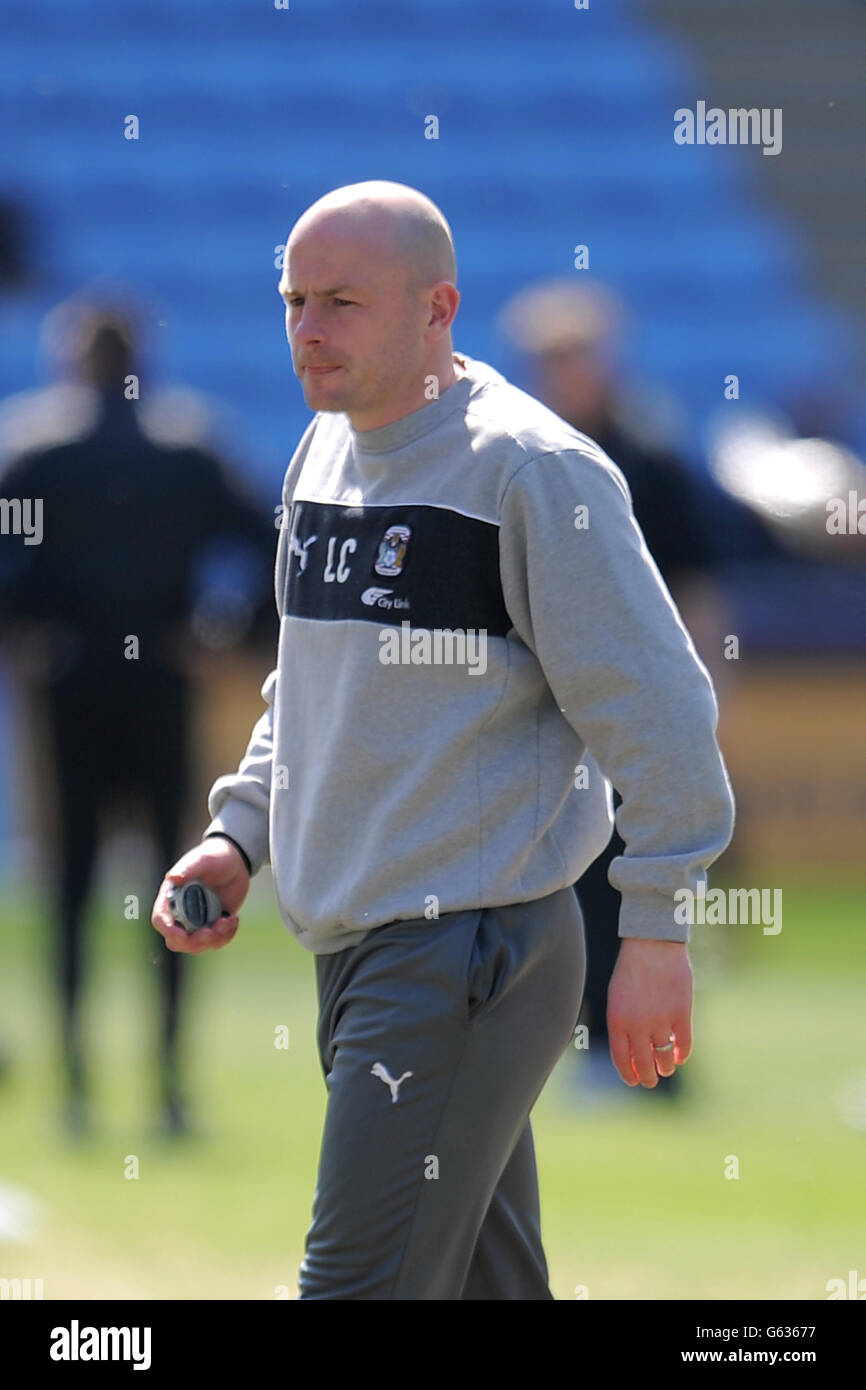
[152,181,734,1300]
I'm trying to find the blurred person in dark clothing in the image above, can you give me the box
[0,196,35,292]
[0,299,276,1134]
[498,279,732,1101]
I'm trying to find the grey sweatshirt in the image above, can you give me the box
[205,352,735,953]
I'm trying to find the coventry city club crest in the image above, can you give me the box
[374,524,411,577]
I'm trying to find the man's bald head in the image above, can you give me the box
[288,180,457,294]
[281,182,462,430]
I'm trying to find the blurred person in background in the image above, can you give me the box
[0,196,36,295]
[498,279,733,1101]
[0,297,276,1135]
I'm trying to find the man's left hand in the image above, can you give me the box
[606,938,693,1087]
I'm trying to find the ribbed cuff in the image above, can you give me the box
[617,889,690,943]
[202,831,252,876]
[204,800,270,876]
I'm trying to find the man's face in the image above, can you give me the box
[279,223,427,427]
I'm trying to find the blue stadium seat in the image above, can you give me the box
[0,0,858,477]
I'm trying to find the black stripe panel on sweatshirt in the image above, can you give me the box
[282,500,511,635]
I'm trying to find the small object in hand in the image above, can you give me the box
[167,880,225,933]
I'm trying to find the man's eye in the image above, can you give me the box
[284,297,353,307]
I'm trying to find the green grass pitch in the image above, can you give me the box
[1,871,863,1299]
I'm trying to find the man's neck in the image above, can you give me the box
[349,353,465,432]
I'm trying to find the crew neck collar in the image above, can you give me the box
[347,353,475,454]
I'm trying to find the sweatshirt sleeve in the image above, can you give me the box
[201,415,321,874]
[498,443,736,943]
[203,666,277,875]
[200,477,292,875]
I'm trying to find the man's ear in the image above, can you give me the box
[427,282,460,335]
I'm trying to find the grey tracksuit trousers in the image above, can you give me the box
[297,885,587,1300]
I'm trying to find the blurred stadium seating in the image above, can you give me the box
[0,0,864,863]
[0,0,863,481]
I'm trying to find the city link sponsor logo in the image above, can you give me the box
[362,585,410,611]
[674,882,782,934]
[50,1320,151,1370]
[674,101,782,157]
[378,620,487,675]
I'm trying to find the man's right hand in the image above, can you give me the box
[151,837,251,954]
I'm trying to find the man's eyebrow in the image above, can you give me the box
[278,284,362,299]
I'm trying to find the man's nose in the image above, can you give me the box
[292,304,326,344]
